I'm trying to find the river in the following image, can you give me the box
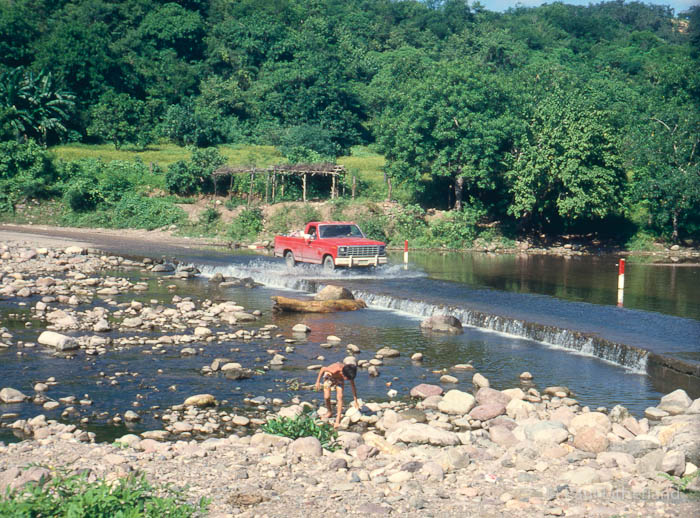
[1,229,698,442]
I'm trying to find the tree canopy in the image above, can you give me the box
[1,0,698,240]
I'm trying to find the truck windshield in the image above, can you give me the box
[319,224,364,239]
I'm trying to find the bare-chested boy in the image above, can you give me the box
[314,362,359,428]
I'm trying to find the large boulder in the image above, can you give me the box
[506,399,534,420]
[420,315,463,334]
[37,331,78,351]
[0,387,28,404]
[437,390,476,415]
[315,285,354,301]
[386,422,460,447]
[657,389,693,415]
[45,310,78,329]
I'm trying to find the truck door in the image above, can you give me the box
[303,224,318,262]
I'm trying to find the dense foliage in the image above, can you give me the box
[1,0,698,242]
[0,469,209,517]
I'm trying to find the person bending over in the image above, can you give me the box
[315,362,359,428]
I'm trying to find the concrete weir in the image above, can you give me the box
[352,290,700,397]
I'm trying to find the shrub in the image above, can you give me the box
[361,214,388,241]
[389,204,428,244]
[229,207,263,240]
[0,469,209,517]
[428,206,485,248]
[0,140,56,209]
[165,148,225,196]
[198,207,220,226]
[261,413,340,451]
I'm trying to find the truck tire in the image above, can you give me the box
[285,251,296,268]
[323,255,335,272]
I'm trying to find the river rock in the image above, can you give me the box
[663,414,700,465]
[290,436,323,457]
[194,326,213,338]
[386,422,460,446]
[562,466,600,486]
[224,367,254,380]
[506,399,534,420]
[437,390,476,415]
[472,373,489,389]
[37,331,78,351]
[410,384,443,399]
[315,285,354,301]
[376,347,400,358]
[609,438,660,458]
[46,310,78,329]
[523,420,569,444]
[0,387,28,403]
[411,352,423,361]
[609,405,631,423]
[476,387,512,406]
[657,389,692,415]
[637,449,665,475]
[250,433,292,449]
[644,407,669,420]
[490,425,520,447]
[569,412,611,434]
[469,403,506,421]
[573,426,610,453]
[184,394,217,408]
[93,319,111,332]
[661,450,686,476]
[124,410,140,422]
[292,324,310,333]
[440,374,458,384]
[419,315,463,334]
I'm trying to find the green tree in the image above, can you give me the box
[373,59,517,210]
[628,107,700,241]
[87,91,152,149]
[505,84,626,231]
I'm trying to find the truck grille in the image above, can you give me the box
[337,245,385,257]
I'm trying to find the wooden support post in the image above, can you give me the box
[213,175,218,197]
[248,171,254,206]
[331,174,337,199]
[352,174,356,200]
[303,173,307,203]
[265,172,270,203]
[272,172,276,202]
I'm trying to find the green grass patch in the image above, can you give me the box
[0,469,209,517]
[50,143,286,171]
[261,412,340,451]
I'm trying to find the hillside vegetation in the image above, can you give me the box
[1,0,698,247]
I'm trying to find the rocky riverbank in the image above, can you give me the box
[1,236,699,517]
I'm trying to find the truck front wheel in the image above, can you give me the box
[323,255,335,272]
[285,251,296,268]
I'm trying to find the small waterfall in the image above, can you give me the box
[353,290,649,373]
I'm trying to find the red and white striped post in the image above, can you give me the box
[404,240,409,269]
[617,258,625,307]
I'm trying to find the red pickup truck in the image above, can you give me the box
[274,221,387,271]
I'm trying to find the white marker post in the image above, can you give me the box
[404,240,409,270]
[617,258,625,307]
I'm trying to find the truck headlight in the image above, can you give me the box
[379,246,386,255]
[338,246,347,256]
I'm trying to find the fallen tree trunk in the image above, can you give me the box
[271,295,366,313]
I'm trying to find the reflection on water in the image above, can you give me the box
[398,251,700,321]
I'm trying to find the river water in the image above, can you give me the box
[1,234,698,443]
